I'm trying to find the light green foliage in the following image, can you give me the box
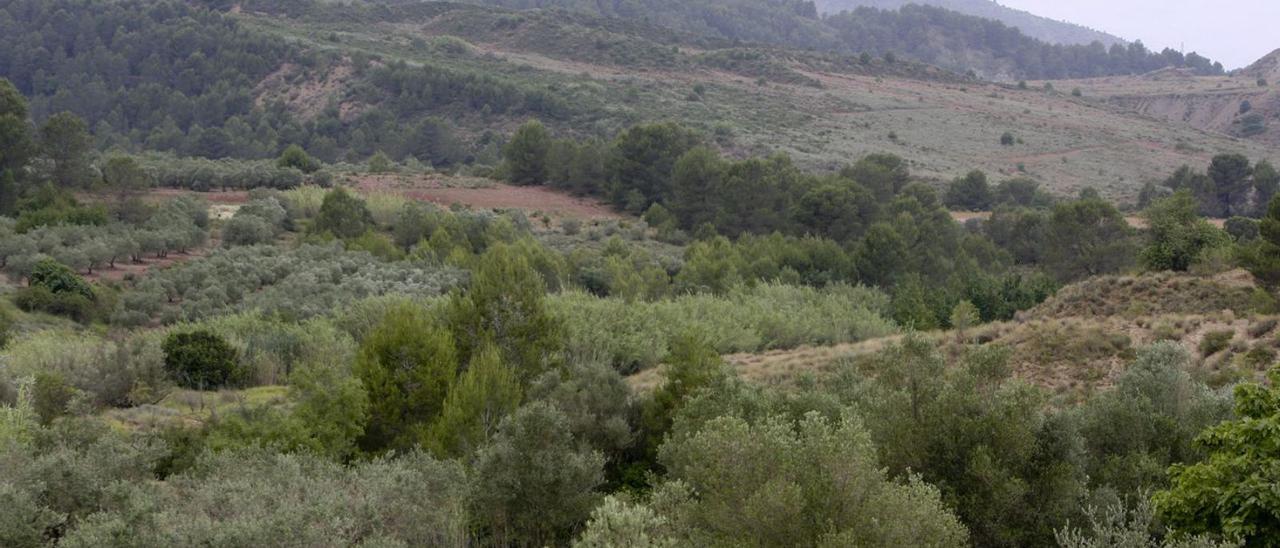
[470,402,605,547]
[1155,367,1280,545]
[950,300,980,339]
[1141,192,1231,272]
[61,450,471,547]
[222,196,287,247]
[1076,343,1232,494]
[114,242,464,325]
[1,418,167,541]
[207,351,369,461]
[650,412,969,546]
[529,359,635,465]
[424,344,522,458]
[355,304,458,452]
[839,336,1086,547]
[0,381,38,446]
[446,243,563,381]
[368,150,395,173]
[1,330,167,409]
[553,283,895,374]
[505,120,552,185]
[574,495,678,548]
[1057,497,1240,548]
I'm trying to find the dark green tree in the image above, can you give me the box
[312,187,374,239]
[945,170,994,211]
[1045,198,1137,281]
[792,177,878,242]
[277,144,319,173]
[1240,195,1280,289]
[1254,160,1280,218]
[841,153,910,202]
[1207,154,1253,217]
[162,330,242,390]
[446,243,563,382]
[0,78,34,179]
[39,112,95,188]
[670,146,725,228]
[607,122,700,211]
[354,304,459,452]
[505,120,552,186]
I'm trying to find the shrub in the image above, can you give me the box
[276,144,320,173]
[1,330,168,408]
[13,284,95,322]
[1247,318,1277,339]
[162,330,242,390]
[1199,330,1235,357]
[28,257,92,298]
[311,187,374,239]
[1001,132,1016,146]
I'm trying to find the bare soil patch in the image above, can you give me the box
[349,174,622,219]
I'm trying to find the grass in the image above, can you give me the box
[103,386,290,432]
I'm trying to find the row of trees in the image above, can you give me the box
[1141,154,1280,218]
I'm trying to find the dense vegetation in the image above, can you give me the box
[1,0,1279,545]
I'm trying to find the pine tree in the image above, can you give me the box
[354,304,459,452]
[423,343,522,458]
[446,244,563,382]
[505,120,551,186]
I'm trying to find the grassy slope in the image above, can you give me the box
[237,5,1278,205]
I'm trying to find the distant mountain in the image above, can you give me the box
[813,0,1124,47]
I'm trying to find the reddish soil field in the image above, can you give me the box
[349,174,622,220]
[86,250,207,283]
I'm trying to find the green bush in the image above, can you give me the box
[162,330,243,390]
[276,144,320,173]
[1199,330,1235,357]
[27,257,92,298]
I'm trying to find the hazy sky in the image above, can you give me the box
[995,0,1280,69]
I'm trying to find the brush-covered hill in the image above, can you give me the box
[450,0,1221,80]
[814,0,1124,48]
[1054,49,1280,146]
[642,269,1278,402]
[2,0,1274,205]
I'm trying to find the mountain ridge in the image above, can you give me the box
[813,0,1125,47]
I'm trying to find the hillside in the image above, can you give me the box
[0,0,1270,205]
[814,0,1125,48]
[239,1,1277,203]
[1052,51,1280,145]
[450,0,1221,80]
